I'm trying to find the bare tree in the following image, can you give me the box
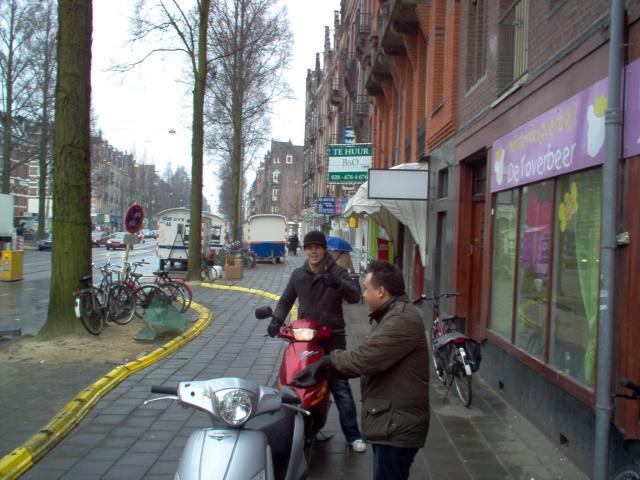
[206,0,292,240]
[0,0,41,194]
[31,0,57,240]
[41,0,92,336]
[126,0,211,280]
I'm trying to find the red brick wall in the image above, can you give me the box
[459,0,610,129]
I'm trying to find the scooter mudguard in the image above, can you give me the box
[279,342,329,409]
[176,428,273,480]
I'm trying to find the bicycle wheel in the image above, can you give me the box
[454,371,473,407]
[613,464,640,480]
[135,285,164,317]
[158,282,188,312]
[175,281,192,311]
[109,285,136,325]
[78,291,104,335]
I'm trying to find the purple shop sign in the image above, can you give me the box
[491,77,608,192]
[624,58,640,157]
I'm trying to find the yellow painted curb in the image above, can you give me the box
[0,301,212,480]
[197,282,297,319]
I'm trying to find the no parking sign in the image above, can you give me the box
[125,204,144,234]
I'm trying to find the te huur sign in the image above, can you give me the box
[327,143,372,184]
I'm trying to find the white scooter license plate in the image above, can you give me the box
[74,297,82,318]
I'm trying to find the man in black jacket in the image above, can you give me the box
[269,230,366,452]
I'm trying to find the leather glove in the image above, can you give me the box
[291,356,332,387]
[322,272,342,289]
[267,318,284,338]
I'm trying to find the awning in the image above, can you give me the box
[343,163,428,265]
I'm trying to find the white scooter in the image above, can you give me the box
[147,377,310,480]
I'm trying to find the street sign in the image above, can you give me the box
[125,204,144,234]
[316,197,336,215]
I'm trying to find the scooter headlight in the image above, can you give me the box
[292,328,316,341]
[215,389,256,426]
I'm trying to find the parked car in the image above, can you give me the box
[141,229,156,239]
[105,232,131,250]
[37,233,52,251]
[91,231,110,247]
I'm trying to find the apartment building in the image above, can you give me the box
[307,0,640,475]
[251,140,303,221]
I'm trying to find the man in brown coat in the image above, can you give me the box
[293,260,429,480]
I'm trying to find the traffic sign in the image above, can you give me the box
[125,204,144,234]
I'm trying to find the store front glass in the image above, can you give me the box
[489,169,601,387]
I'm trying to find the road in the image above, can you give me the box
[0,240,164,337]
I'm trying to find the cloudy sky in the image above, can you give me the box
[92,0,340,213]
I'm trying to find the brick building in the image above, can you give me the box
[250,140,303,221]
[304,0,640,476]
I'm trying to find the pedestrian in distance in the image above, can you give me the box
[287,233,299,255]
[292,260,430,480]
[268,230,367,453]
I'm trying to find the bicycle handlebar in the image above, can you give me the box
[151,385,178,395]
[620,378,640,395]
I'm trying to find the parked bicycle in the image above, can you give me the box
[613,379,640,479]
[115,260,174,324]
[414,292,481,407]
[152,268,192,312]
[214,241,257,269]
[73,262,133,335]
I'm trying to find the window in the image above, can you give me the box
[514,181,553,361]
[437,168,449,199]
[497,0,529,93]
[274,157,281,164]
[273,170,280,184]
[490,189,519,339]
[472,163,487,197]
[550,169,601,387]
[272,188,279,201]
[271,206,279,214]
[466,0,487,89]
[488,169,602,388]
[286,154,293,164]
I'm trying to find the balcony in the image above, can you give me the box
[364,48,391,96]
[379,0,424,55]
[330,88,343,107]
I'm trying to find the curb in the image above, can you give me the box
[197,282,297,319]
[0,301,213,480]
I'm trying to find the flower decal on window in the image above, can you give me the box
[558,181,579,232]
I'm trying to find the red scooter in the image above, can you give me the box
[255,306,332,439]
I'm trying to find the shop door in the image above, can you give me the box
[468,199,485,330]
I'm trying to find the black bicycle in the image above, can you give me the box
[414,292,480,407]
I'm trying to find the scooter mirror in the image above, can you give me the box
[255,306,273,319]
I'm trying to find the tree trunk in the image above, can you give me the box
[41,0,92,337]
[187,0,211,280]
[230,0,245,242]
[2,55,13,195]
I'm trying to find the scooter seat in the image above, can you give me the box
[246,406,295,478]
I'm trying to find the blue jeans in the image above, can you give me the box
[328,377,362,443]
[372,444,419,480]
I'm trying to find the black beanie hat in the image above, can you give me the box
[303,230,327,249]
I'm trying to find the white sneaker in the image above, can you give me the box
[351,439,367,453]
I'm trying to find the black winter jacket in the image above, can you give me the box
[273,252,361,334]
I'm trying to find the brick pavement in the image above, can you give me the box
[3,254,589,479]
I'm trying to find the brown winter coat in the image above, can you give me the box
[330,295,430,448]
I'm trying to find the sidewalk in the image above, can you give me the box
[0,255,588,479]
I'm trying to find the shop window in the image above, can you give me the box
[490,189,519,339]
[514,181,553,360]
[489,169,602,388]
[550,169,601,387]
